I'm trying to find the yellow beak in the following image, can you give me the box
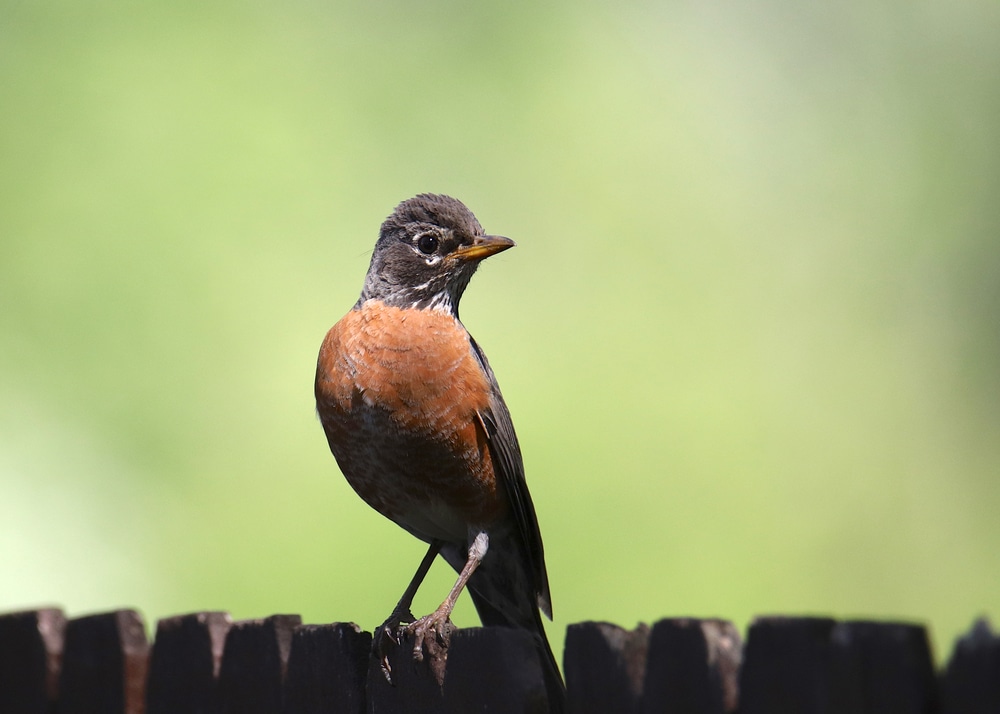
[452,234,516,262]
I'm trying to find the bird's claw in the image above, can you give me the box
[373,609,415,683]
[372,607,455,686]
[404,611,455,685]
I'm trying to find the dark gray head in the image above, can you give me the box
[357,194,515,314]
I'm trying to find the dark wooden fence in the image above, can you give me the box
[1,608,997,713]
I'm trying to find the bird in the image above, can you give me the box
[314,193,565,707]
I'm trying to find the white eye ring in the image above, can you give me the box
[416,232,439,255]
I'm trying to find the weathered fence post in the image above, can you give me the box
[737,616,837,714]
[217,614,301,714]
[941,618,1000,714]
[0,608,66,714]
[145,611,232,714]
[366,626,553,712]
[641,618,741,714]
[283,622,370,714]
[56,609,148,714]
[564,621,650,714]
[829,621,937,713]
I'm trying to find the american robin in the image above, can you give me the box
[315,194,565,706]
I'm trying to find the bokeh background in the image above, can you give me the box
[2,0,998,665]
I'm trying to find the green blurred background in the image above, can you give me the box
[2,0,998,664]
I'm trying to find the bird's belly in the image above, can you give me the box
[323,403,500,541]
[315,303,505,541]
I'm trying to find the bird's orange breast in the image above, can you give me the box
[315,301,504,539]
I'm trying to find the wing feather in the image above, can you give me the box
[469,336,553,618]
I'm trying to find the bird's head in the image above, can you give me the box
[358,194,515,315]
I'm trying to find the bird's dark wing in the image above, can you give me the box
[468,335,553,618]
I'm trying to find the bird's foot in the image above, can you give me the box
[403,605,457,686]
[373,608,416,683]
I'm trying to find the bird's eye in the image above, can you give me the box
[416,233,439,255]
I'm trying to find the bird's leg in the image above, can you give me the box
[375,540,441,681]
[405,531,489,681]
